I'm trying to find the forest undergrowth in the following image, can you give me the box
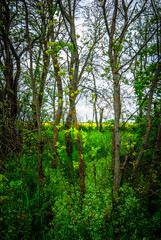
[1,122,161,240]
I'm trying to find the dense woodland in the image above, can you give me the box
[0,0,161,239]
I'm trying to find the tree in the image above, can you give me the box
[130,0,161,181]
[57,0,103,197]
[98,0,152,195]
[23,0,46,182]
[47,0,64,168]
[0,0,29,160]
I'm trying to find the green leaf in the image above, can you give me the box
[10,180,22,188]
[0,174,9,182]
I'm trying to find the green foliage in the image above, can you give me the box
[47,40,74,54]
[1,124,161,239]
[111,186,149,239]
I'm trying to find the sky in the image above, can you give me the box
[73,0,138,122]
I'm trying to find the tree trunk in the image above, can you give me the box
[72,99,85,198]
[99,108,104,132]
[148,119,161,214]
[0,0,21,158]
[51,54,63,168]
[58,0,85,198]
[92,72,98,130]
[24,0,45,183]
[131,64,161,182]
[47,0,63,169]
[113,72,121,195]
